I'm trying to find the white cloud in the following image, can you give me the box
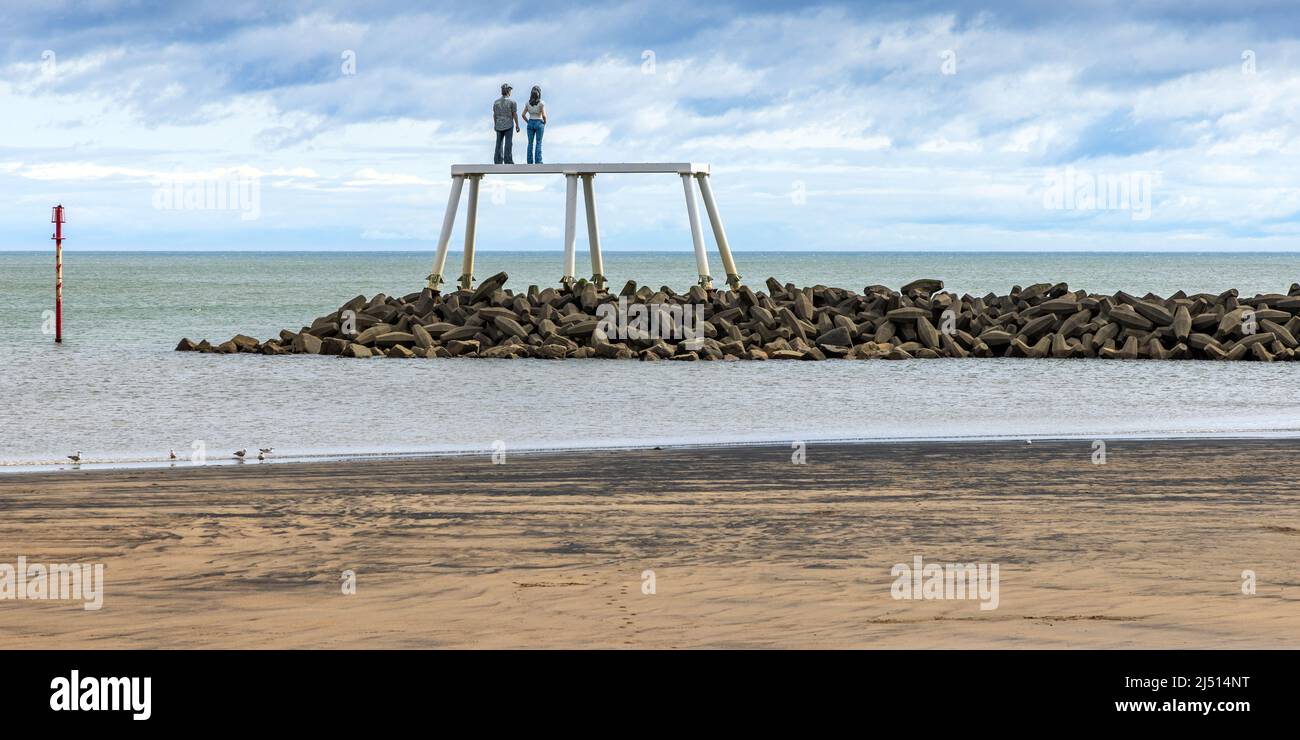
[346,168,438,187]
[687,126,891,152]
[3,4,1300,251]
[918,137,982,153]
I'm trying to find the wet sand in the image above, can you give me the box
[0,438,1296,648]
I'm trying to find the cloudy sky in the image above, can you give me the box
[2,0,1299,251]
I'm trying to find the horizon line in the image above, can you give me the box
[6,248,1300,255]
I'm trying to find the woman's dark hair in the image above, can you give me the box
[529,86,541,106]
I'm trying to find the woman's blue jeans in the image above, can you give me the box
[526,119,544,164]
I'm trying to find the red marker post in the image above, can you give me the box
[52,205,64,343]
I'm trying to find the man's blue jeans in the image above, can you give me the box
[526,119,544,164]
[494,128,514,164]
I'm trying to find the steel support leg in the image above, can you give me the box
[681,174,712,289]
[458,175,481,291]
[695,173,740,289]
[428,175,465,290]
[562,173,578,288]
[582,174,605,289]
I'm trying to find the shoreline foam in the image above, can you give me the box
[8,427,1300,475]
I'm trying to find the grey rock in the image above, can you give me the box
[470,272,509,305]
[292,332,323,354]
[374,331,415,348]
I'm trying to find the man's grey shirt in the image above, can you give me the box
[493,97,517,131]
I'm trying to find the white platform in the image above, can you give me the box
[451,163,708,176]
[428,162,739,292]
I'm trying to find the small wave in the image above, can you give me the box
[5,426,1300,474]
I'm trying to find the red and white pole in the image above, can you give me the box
[52,205,64,343]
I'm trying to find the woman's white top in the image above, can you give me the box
[526,101,544,118]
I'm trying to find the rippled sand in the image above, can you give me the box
[0,438,1296,648]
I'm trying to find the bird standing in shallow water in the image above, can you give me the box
[259,447,273,455]
[67,451,81,463]
[234,449,247,459]
[169,449,177,460]
[257,451,266,461]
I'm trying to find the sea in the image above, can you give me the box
[4,250,1300,471]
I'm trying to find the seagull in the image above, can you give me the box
[258,447,274,455]
[67,450,82,463]
[233,449,247,459]
[169,449,177,460]
[257,451,266,461]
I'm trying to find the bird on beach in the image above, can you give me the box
[169,449,177,460]
[259,447,273,455]
[67,451,82,463]
[234,448,247,459]
[257,451,266,461]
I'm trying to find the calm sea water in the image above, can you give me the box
[4,250,1300,470]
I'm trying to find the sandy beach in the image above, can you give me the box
[1,438,1296,649]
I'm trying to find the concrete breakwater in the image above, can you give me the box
[175,272,1300,361]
